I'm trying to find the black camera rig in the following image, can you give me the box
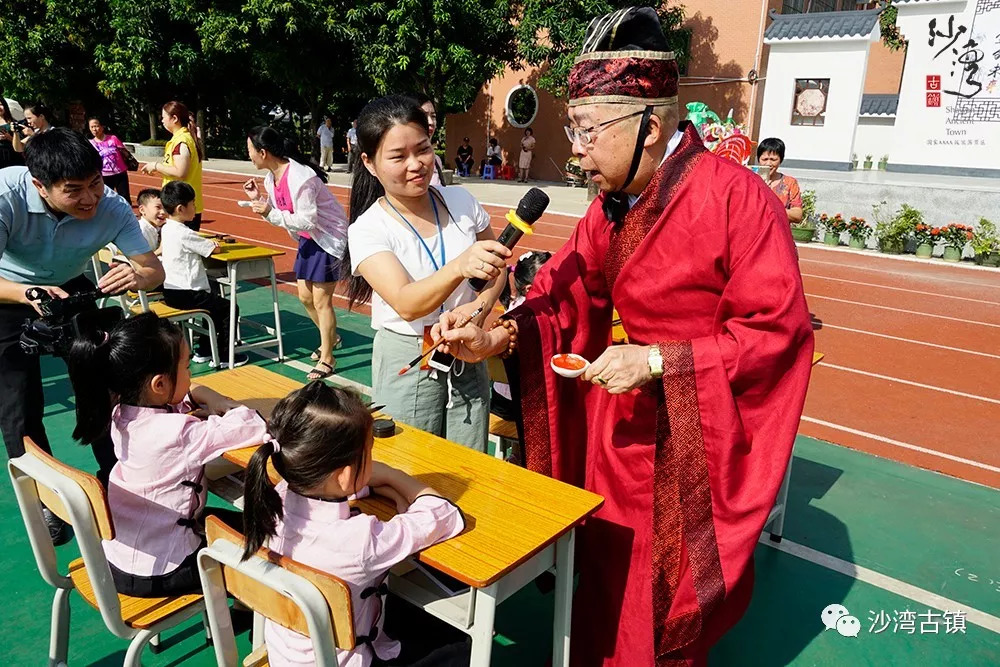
[20,288,123,357]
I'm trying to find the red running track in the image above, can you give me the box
[130,170,1000,489]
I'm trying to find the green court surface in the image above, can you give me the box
[2,284,997,665]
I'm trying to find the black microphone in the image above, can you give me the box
[468,187,550,292]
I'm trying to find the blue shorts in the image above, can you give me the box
[293,236,341,283]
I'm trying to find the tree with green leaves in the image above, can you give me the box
[515,1,689,99]
[0,0,107,113]
[346,0,518,114]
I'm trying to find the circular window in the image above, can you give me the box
[505,85,538,128]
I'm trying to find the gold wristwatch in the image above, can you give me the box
[648,345,663,379]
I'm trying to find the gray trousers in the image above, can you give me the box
[372,328,489,452]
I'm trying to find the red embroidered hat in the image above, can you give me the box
[568,6,679,107]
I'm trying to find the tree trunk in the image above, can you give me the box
[196,109,207,160]
[148,110,156,142]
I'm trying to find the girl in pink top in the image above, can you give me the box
[88,116,133,204]
[242,381,466,667]
[67,313,269,597]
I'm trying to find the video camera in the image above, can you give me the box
[20,288,123,357]
[0,120,28,134]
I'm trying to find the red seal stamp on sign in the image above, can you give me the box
[926,92,941,107]
[926,75,941,91]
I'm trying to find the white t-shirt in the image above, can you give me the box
[348,186,491,335]
[316,125,335,148]
[138,217,160,253]
[160,219,217,291]
[347,127,358,147]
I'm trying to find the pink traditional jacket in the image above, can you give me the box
[103,398,268,576]
[264,483,465,667]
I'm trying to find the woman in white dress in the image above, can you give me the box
[518,127,536,182]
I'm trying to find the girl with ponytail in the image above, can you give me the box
[66,313,268,597]
[344,95,511,453]
[243,126,349,381]
[141,100,206,230]
[241,380,465,666]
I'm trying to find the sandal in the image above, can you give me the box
[307,360,336,381]
[310,336,343,362]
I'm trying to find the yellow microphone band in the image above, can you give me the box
[506,211,534,235]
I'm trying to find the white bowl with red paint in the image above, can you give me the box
[550,353,589,379]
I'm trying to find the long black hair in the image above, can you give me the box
[67,313,186,444]
[344,95,430,309]
[500,251,552,308]
[247,125,327,183]
[241,381,373,560]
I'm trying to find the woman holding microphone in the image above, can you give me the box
[345,95,509,451]
[242,126,349,381]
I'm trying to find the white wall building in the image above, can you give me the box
[758,0,1000,177]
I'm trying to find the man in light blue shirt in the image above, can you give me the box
[0,128,164,543]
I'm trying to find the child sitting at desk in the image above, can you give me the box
[107,188,166,262]
[136,187,166,254]
[66,313,268,596]
[242,381,467,667]
[160,180,249,367]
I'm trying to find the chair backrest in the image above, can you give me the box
[198,516,355,665]
[7,438,131,637]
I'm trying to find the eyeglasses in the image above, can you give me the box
[564,110,646,147]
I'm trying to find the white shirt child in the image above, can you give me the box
[160,218,217,291]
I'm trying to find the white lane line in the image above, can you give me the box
[807,294,1000,329]
[815,322,1000,360]
[800,256,1000,285]
[800,416,1000,474]
[819,363,1000,405]
[251,348,373,396]
[760,537,1000,634]
[802,273,1000,307]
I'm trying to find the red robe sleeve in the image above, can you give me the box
[505,200,613,487]
[659,167,815,655]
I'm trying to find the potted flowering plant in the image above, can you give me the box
[863,154,873,170]
[874,202,919,254]
[878,154,889,170]
[940,223,973,262]
[846,216,871,249]
[791,190,817,243]
[820,213,847,246]
[971,218,1000,267]
[913,223,935,258]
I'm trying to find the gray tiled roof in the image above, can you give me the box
[860,94,899,116]
[764,8,881,41]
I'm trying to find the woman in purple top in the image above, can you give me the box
[88,117,132,204]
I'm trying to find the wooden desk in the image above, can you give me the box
[197,366,604,667]
[203,243,285,368]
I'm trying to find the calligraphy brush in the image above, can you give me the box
[397,303,485,376]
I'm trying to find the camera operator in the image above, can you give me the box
[0,128,164,544]
[12,102,53,153]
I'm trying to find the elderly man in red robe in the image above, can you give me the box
[434,6,814,665]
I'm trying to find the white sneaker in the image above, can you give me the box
[212,353,250,368]
[192,351,213,364]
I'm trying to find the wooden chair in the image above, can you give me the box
[486,356,520,461]
[197,515,356,667]
[91,249,221,367]
[765,351,826,543]
[7,438,208,666]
